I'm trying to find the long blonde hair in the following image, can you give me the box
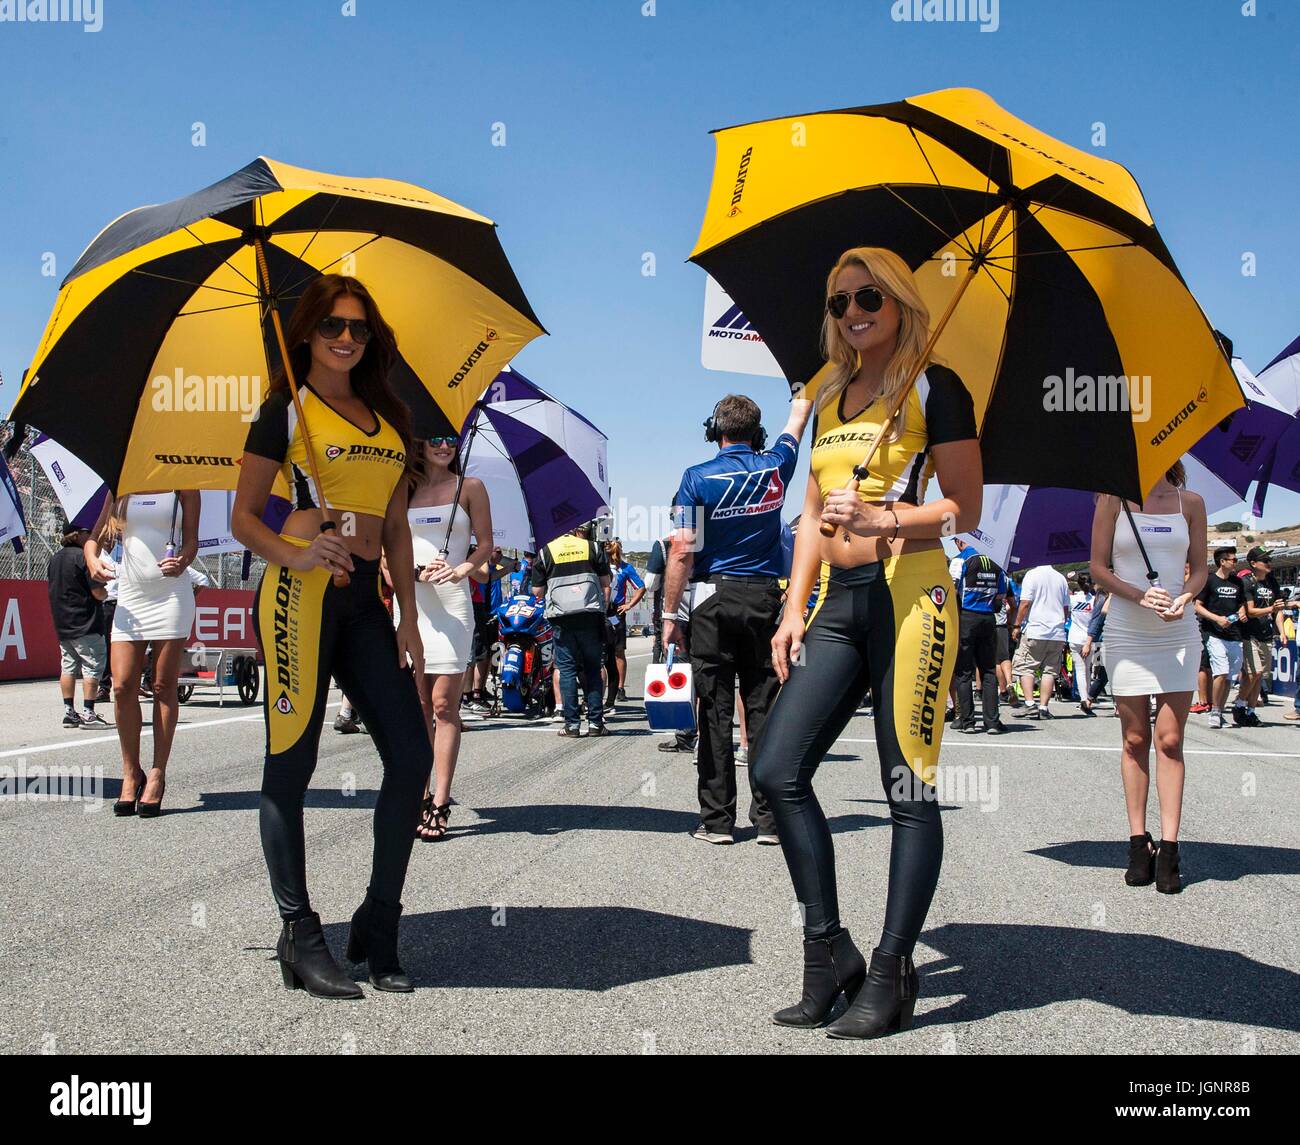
[816,247,933,443]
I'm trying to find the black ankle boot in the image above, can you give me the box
[346,895,414,992]
[1155,840,1182,894]
[772,929,867,1028]
[1125,831,1156,886]
[824,947,917,1040]
[276,913,364,999]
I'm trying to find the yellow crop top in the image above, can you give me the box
[811,363,976,505]
[243,383,407,518]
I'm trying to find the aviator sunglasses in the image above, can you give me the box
[316,315,373,344]
[826,286,886,320]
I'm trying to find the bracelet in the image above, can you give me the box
[661,610,680,620]
[889,509,900,542]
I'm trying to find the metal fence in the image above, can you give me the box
[1,433,265,589]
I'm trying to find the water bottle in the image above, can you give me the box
[164,541,176,560]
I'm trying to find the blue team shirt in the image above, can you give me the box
[610,562,645,607]
[959,550,1009,612]
[673,434,799,579]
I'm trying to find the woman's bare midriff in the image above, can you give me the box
[281,508,387,560]
[816,499,941,569]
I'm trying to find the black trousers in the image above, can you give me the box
[255,554,432,920]
[688,578,781,834]
[955,610,999,728]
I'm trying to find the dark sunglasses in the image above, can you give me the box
[316,316,373,344]
[826,286,886,319]
[426,435,459,448]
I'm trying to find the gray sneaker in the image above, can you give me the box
[79,711,110,728]
[755,833,780,846]
[691,825,734,845]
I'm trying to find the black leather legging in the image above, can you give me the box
[753,556,956,957]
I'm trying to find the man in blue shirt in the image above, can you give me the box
[953,546,1010,734]
[662,392,812,846]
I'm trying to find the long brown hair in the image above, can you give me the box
[270,274,416,484]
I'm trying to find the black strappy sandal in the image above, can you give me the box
[418,799,451,842]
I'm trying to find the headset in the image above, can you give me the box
[703,398,767,451]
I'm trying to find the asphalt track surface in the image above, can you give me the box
[2,637,1297,1055]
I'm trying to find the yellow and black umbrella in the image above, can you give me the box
[11,157,544,495]
[689,87,1244,504]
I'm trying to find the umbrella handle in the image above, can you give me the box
[253,238,348,588]
[819,201,1013,542]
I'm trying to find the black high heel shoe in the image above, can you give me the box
[113,771,147,817]
[824,947,918,1040]
[1155,840,1182,894]
[276,913,364,999]
[346,894,413,992]
[772,929,867,1028]
[1125,831,1156,886]
[136,771,165,819]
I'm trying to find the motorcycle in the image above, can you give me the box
[491,593,557,718]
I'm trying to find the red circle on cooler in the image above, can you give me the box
[646,679,666,697]
[668,672,688,690]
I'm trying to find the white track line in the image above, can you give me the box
[832,737,1300,759]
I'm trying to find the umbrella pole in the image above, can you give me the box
[438,410,481,558]
[820,202,1014,539]
[253,239,348,587]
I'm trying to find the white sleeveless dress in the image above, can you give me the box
[397,500,474,674]
[1103,496,1199,695]
[112,494,196,643]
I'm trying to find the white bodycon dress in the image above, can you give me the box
[111,493,196,643]
[1102,495,1199,696]
[398,500,474,675]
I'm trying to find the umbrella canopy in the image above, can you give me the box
[688,87,1244,503]
[1249,334,1300,513]
[30,432,290,552]
[455,368,609,552]
[10,157,544,495]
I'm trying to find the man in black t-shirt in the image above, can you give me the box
[1194,546,1247,730]
[47,527,109,729]
[1236,547,1284,726]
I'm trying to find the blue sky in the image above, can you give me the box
[2,0,1298,545]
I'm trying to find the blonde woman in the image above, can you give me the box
[86,490,200,817]
[398,432,493,841]
[1090,464,1207,895]
[752,247,982,1039]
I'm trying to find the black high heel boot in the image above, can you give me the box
[346,895,414,992]
[1125,832,1156,886]
[772,929,867,1028]
[824,947,918,1040]
[1155,840,1182,894]
[276,913,364,999]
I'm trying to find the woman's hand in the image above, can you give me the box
[289,531,355,576]
[395,616,423,672]
[1139,584,1173,612]
[1081,636,1093,658]
[1159,593,1190,622]
[820,488,893,537]
[157,557,185,578]
[417,556,448,583]
[430,560,469,586]
[772,614,806,684]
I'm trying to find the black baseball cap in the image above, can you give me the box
[1246,546,1271,564]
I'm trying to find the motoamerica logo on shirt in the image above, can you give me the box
[706,465,786,520]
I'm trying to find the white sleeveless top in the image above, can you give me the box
[1107,492,1198,643]
[408,500,471,567]
[119,493,179,587]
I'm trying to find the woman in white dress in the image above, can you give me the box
[87,491,200,817]
[1089,462,1207,894]
[396,433,492,841]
